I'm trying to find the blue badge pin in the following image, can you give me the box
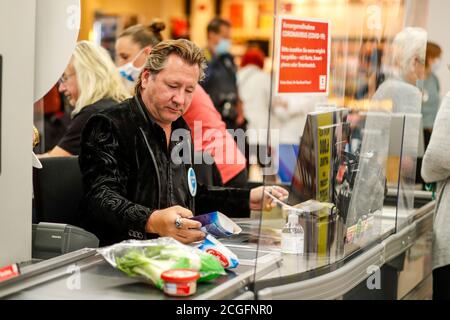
[187,167,197,197]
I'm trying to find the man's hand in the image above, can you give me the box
[250,186,289,211]
[146,206,205,244]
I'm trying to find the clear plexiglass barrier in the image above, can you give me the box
[250,0,427,292]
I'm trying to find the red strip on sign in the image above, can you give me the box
[0,264,20,282]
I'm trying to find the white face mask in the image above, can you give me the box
[215,39,231,56]
[118,48,145,87]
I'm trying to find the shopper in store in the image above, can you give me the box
[358,28,427,218]
[354,41,386,100]
[271,94,326,184]
[115,20,248,188]
[201,17,245,132]
[372,27,427,114]
[237,47,270,177]
[79,39,288,246]
[43,41,130,156]
[421,64,450,300]
[115,20,165,93]
[372,27,427,185]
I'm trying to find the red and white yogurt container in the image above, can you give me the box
[161,269,200,297]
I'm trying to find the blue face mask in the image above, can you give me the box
[431,59,442,73]
[118,48,145,92]
[215,39,231,56]
[119,62,142,82]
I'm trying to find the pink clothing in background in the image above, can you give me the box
[183,86,246,184]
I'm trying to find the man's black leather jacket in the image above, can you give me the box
[79,95,250,246]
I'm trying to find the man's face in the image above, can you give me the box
[208,25,231,52]
[140,54,199,126]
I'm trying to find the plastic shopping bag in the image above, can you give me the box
[98,237,226,290]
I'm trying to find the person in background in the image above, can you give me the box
[421,64,450,300]
[237,47,270,179]
[115,20,165,92]
[354,41,385,100]
[44,41,130,157]
[115,21,248,187]
[416,42,443,187]
[357,28,426,232]
[372,27,427,175]
[373,27,427,114]
[79,39,287,245]
[201,17,245,132]
[271,94,326,184]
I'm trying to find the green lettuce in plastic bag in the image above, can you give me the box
[99,238,226,290]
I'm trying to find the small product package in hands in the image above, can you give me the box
[190,211,242,238]
[197,234,239,269]
[98,237,226,290]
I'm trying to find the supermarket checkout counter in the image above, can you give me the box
[256,198,434,299]
[0,240,281,300]
[0,192,434,300]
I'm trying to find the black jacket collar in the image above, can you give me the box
[131,93,191,134]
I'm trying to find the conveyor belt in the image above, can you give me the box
[1,200,434,300]
[0,246,281,300]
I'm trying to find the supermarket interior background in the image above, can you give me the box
[1,0,450,300]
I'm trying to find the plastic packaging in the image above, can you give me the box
[288,200,341,257]
[98,238,226,290]
[161,269,200,297]
[281,212,304,255]
[197,234,239,269]
[190,211,242,238]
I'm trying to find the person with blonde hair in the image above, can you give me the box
[46,41,130,156]
[373,27,427,114]
[369,28,427,217]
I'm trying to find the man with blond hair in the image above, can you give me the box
[79,39,287,246]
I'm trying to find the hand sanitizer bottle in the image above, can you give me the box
[281,211,304,255]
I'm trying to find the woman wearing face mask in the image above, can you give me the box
[373,27,427,114]
[201,18,245,131]
[371,28,427,204]
[115,21,248,188]
[45,41,130,157]
[116,21,164,93]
